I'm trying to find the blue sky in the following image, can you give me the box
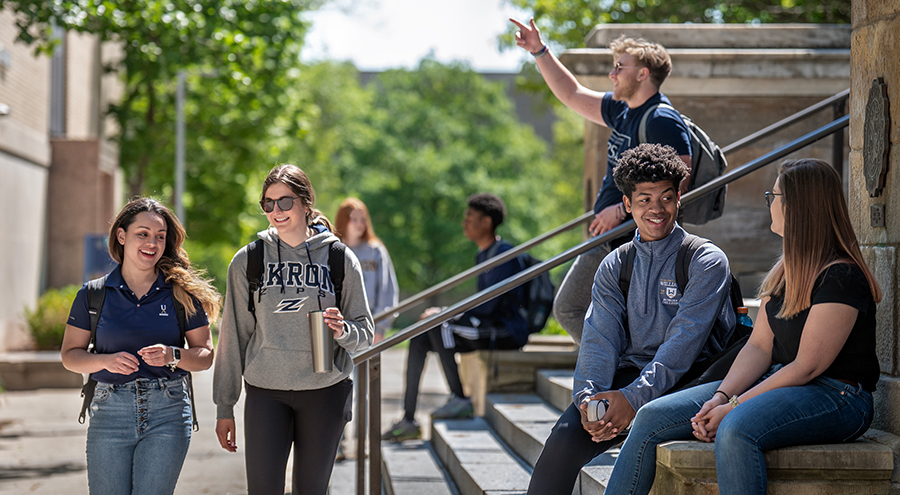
[300,0,531,72]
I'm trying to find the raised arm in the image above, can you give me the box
[510,17,608,127]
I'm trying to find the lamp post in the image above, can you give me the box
[175,71,186,221]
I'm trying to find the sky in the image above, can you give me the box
[300,0,532,73]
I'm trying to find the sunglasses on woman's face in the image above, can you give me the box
[260,196,300,213]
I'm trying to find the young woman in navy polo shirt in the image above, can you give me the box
[61,198,221,495]
[213,164,374,495]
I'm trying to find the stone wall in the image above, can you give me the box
[851,0,900,451]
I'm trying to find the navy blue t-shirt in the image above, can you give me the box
[460,239,528,345]
[67,265,209,384]
[594,92,692,214]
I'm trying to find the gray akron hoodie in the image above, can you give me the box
[214,227,374,420]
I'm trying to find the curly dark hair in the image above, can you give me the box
[466,192,506,230]
[613,143,689,199]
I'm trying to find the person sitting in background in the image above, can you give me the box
[603,158,881,495]
[382,193,527,443]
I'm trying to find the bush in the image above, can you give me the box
[25,285,80,350]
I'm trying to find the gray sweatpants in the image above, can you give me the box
[552,242,612,344]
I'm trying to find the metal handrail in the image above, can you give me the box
[371,211,594,323]
[369,89,850,325]
[353,92,850,495]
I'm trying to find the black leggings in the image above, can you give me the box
[244,379,353,495]
[403,325,520,421]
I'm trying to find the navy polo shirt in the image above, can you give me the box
[68,265,209,384]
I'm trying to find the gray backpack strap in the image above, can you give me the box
[637,103,661,144]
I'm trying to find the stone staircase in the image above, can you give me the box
[381,368,895,495]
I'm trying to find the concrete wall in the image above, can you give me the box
[559,24,850,290]
[851,0,900,452]
[0,8,121,351]
[0,9,52,351]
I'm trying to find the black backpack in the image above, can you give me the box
[617,234,751,353]
[245,238,346,316]
[79,275,199,431]
[639,103,728,226]
[517,253,555,335]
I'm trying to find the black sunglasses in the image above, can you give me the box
[764,191,783,208]
[260,196,300,213]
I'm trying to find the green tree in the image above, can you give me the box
[315,59,579,294]
[1,0,321,247]
[500,0,850,49]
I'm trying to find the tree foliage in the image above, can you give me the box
[1,0,321,246]
[500,0,850,49]
[277,60,581,294]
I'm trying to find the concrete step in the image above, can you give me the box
[382,439,458,495]
[485,392,617,495]
[431,417,532,495]
[534,369,574,413]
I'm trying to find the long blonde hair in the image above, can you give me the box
[334,197,381,245]
[109,198,222,321]
[758,159,881,318]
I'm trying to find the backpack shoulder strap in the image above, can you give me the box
[246,239,264,315]
[616,241,636,303]
[637,103,661,144]
[676,234,710,296]
[170,295,199,432]
[80,275,108,425]
[329,241,346,310]
[86,275,109,350]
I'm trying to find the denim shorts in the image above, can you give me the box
[86,377,192,495]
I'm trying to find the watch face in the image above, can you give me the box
[173,348,181,359]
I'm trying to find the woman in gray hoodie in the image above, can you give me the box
[213,164,374,495]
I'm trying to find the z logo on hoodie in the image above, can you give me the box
[274,297,309,313]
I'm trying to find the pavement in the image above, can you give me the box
[0,348,453,495]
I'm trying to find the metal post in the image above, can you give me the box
[368,355,382,495]
[832,99,847,182]
[175,71,186,221]
[356,363,368,495]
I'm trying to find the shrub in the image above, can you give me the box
[25,285,80,350]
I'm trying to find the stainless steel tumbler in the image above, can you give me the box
[308,310,333,373]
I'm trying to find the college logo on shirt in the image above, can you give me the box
[608,130,633,161]
[274,297,309,314]
[159,305,169,317]
[660,279,680,306]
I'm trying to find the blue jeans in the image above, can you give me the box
[604,366,874,495]
[86,377,192,495]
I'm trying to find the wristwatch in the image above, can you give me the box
[167,347,181,371]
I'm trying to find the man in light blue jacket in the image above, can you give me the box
[527,143,736,495]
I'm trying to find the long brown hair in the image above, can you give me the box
[261,164,334,232]
[109,197,222,321]
[334,197,380,245]
[758,159,881,318]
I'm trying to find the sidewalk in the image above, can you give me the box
[0,348,452,494]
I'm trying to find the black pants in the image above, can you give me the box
[244,379,353,495]
[525,342,746,495]
[527,368,641,495]
[402,325,521,422]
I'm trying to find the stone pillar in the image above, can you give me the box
[559,24,850,288]
[851,2,900,487]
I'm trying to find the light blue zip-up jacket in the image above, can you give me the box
[573,224,735,411]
